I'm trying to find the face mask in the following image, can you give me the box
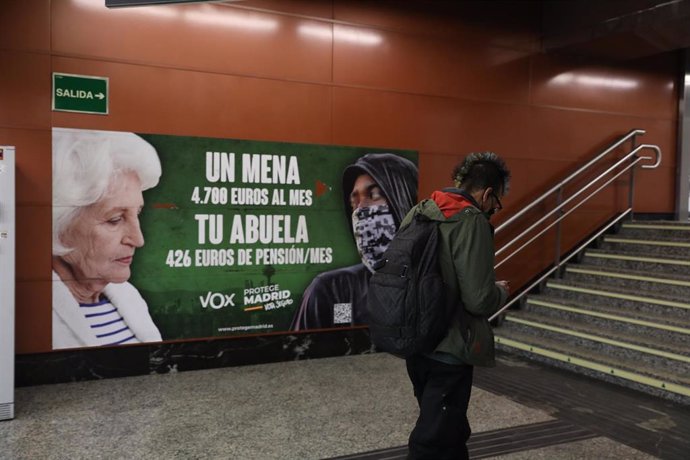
[352,204,396,272]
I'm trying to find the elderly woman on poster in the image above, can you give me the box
[52,128,162,349]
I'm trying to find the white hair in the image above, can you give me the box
[52,128,162,256]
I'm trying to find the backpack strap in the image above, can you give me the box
[375,260,409,278]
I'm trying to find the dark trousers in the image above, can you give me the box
[405,354,474,460]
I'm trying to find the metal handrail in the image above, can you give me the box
[495,144,661,262]
[495,129,646,235]
[490,131,662,322]
[491,209,632,319]
[496,157,646,269]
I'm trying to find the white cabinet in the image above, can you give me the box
[0,146,15,421]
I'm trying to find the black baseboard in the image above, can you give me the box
[631,212,676,221]
[16,328,373,386]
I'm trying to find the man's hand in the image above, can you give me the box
[496,280,510,295]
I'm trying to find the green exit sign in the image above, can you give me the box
[52,73,109,115]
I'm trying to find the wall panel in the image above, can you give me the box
[333,0,540,50]
[0,50,51,130]
[530,53,677,118]
[0,0,50,53]
[332,86,532,156]
[333,24,532,102]
[238,0,335,19]
[15,206,51,283]
[52,1,334,83]
[0,128,51,206]
[15,281,52,354]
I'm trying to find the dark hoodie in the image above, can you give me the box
[290,153,418,331]
[342,153,419,230]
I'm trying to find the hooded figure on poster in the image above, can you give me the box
[291,153,418,330]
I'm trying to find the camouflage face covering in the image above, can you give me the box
[352,204,397,273]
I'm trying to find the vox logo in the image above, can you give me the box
[200,292,236,310]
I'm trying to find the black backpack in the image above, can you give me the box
[367,209,454,358]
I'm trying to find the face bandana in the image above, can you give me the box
[352,204,397,273]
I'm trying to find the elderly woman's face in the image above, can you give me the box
[60,171,145,284]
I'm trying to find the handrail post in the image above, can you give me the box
[553,186,563,278]
[628,133,639,221]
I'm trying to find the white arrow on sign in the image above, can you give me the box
[95,93,105,100]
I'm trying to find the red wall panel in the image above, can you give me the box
[0,0,50,53]
[15,281,52,354]
[52,1,334,83]
[0,128,51,206]
[0,50,51,130]
[530,53,677,118]
[15,206,52,283]
[333,24,532,103]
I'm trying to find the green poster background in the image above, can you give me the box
[131,133,417,340]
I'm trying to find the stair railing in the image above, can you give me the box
[489,129,662,322]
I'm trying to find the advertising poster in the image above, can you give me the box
[51,128,417,349]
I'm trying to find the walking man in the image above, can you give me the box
[403,152,511,459]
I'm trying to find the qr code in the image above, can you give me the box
[333,303,352,325]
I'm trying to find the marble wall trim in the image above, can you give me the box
[16,329,374,386]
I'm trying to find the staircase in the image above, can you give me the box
[495,220,690,405]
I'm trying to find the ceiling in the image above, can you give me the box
[541,0,690,60]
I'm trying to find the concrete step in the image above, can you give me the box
[562,264,690,297]
[494,329,690,405]
[501,310,690,376]
[581,248,690,276]
[617,221,690,240]
[496,219,690,406]
[541,279,690,321]
[520,296,690,348]
[599,235,690,258]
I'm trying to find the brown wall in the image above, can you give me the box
[0,0,678,354]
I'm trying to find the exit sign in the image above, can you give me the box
[52,73,109,115]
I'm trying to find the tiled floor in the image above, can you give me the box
[0,351,687,459]
[474,353,690,460]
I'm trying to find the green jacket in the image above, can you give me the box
[401,189,508,366]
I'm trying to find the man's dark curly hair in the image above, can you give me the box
[452,152,511,194]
